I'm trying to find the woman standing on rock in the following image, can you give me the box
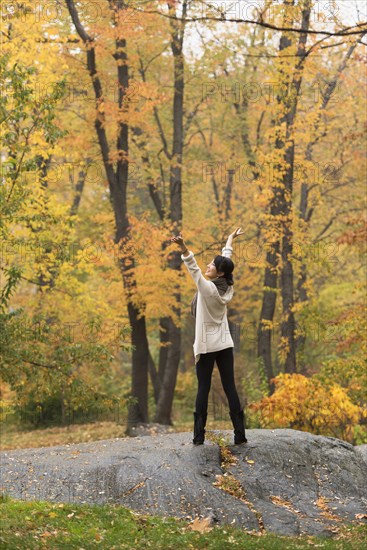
[170,228,247,446]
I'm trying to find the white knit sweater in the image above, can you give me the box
[181,246,234,364]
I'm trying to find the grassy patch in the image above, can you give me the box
[0,495,366,549]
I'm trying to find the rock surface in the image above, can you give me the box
[1,428,366,537]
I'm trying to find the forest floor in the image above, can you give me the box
[0,419,233,451]
[0,420,139,451]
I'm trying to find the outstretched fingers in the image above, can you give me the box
[233,227,244,238]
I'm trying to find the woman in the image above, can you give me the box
[170,228,247,446]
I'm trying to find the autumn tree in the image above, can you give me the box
[64,0,157,429]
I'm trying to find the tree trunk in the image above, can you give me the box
[257,0,311,381]
[114,19,149,428]
[295,37,362,368]
[154,1,187,424]
[257,0,295,391]
[132,3,188,424]
[70,159,91,216]
[66,0,150,430]
[257,242,280,394]
[279,1,311,374]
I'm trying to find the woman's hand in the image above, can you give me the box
[225,226,244,249]
[170,232,188,253]
[230,227,245,239]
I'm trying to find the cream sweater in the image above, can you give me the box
[181,246,234,364]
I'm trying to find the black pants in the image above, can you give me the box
[195,347,241,416]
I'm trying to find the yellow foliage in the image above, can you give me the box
[250,373,365,443]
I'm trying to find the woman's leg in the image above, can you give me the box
[216,347,247,444]
[195,351,216,415]
[215,347,241,412]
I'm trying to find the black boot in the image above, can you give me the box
[229,409,247,445]
[193,411,207,445]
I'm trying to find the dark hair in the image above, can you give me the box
[214,255,234,286]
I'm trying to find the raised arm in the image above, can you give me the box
[222,227,245,258]
[170,232,219,297]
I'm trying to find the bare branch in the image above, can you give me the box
[183,96,207,134]
[64,0,115,189]
[131,129,165,220]
[153,106,172,160]
[313,207,365,242]
[137,50,172,160]
[137,7,367,37]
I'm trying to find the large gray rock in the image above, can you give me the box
[1,429,366,537]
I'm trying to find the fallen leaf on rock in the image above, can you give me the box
[355,513,367,520]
